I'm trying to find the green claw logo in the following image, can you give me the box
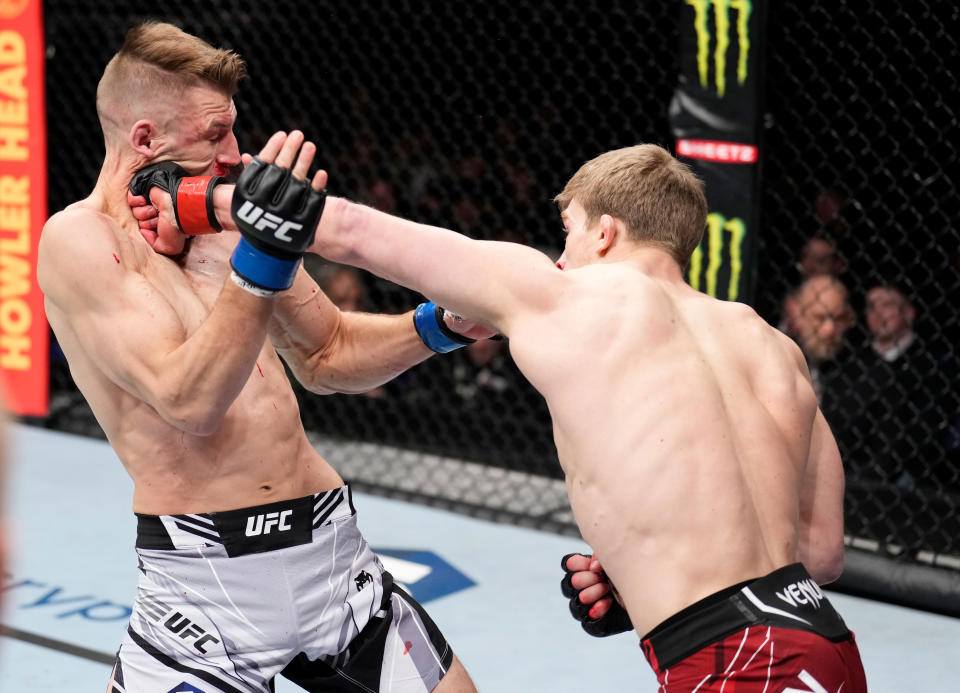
[687,0,752,97]
[688,213,747,300]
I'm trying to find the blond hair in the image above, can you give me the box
[554,145,708,265]
[96,22,246,143]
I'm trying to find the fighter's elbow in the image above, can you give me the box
[158,390,227,437]
[286,322,370,396]
[168,408,225,437]
[298,364,396,396]
[180,413,224,437]
[809,539,846,585]
[297,368,373,396]
[285,350,340,396]
[298,375,338,396]
[820,551,845,585]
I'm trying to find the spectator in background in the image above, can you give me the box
[796,234,846,280]
[779,285,804,340]
[777,188,849,337]
[813,187,848,238]
[316,265,391,400]
[779,235,847,338]
[823,284,954,491]
[364,178,399,215]
[792,275,854,401]
[319,264,368,313]
[450,338,518,406]
[865,284,915,361]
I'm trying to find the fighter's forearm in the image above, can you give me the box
[264,264,435,394]
[798,410,847,585]
[156,279,273,435]
[274,309,433,395]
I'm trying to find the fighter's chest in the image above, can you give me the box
[141,245,232,333]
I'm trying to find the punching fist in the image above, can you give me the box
[129,161,225,235]
[560,553,634,637]
[229,131,327,293]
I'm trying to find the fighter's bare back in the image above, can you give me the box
[496,262,834,637]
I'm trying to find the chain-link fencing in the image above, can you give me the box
[35,1,960,576]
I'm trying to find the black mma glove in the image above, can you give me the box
[560,553,634,637]
[129,161,225,234]
[229,156,327,293]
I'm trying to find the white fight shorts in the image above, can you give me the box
[109,486,453,692]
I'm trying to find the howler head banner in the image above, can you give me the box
[0,0,48,415]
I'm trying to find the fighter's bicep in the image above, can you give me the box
[88,283,185,380]
[42,226,185,397]
[438,239,563,332]
[70,276,186,397]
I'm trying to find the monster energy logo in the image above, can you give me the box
[687,0,752,97]
[688,213,746,300]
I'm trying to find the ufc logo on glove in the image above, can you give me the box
[229,155,326,293]
[234,200,303,242]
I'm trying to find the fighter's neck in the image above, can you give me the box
[90,151,148,224]
[614,246,686,284]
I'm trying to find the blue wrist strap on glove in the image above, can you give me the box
[413,302,476,353]
[230,237,301,292]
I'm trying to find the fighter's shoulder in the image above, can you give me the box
[717,299,796,348]
[698,292,761,327]
[716,303,810,385]
[39,205,130,296]
[42,204,119,252]
[748,308,807,372]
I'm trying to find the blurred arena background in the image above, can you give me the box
[12,1,960,613]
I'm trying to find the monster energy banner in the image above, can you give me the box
[671,0,767,303]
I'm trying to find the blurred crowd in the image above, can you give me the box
[777,190,959,515]
[39,133,959,549]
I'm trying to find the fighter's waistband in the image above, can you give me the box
[641,563,851,671]
[135,486,356,558]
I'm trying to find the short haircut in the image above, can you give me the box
[554,144,708,265]
[96,22,246,141]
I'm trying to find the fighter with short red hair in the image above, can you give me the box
[38,22,480,693]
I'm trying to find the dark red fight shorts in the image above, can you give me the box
[640,563,867,692]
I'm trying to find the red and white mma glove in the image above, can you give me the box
[560,553,634,637]
[128,161,225,235]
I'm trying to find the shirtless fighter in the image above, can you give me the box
[270,143,867,691]
[37,23,477,692]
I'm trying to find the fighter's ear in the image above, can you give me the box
[596,214,619,256]
[130,120,157,157]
